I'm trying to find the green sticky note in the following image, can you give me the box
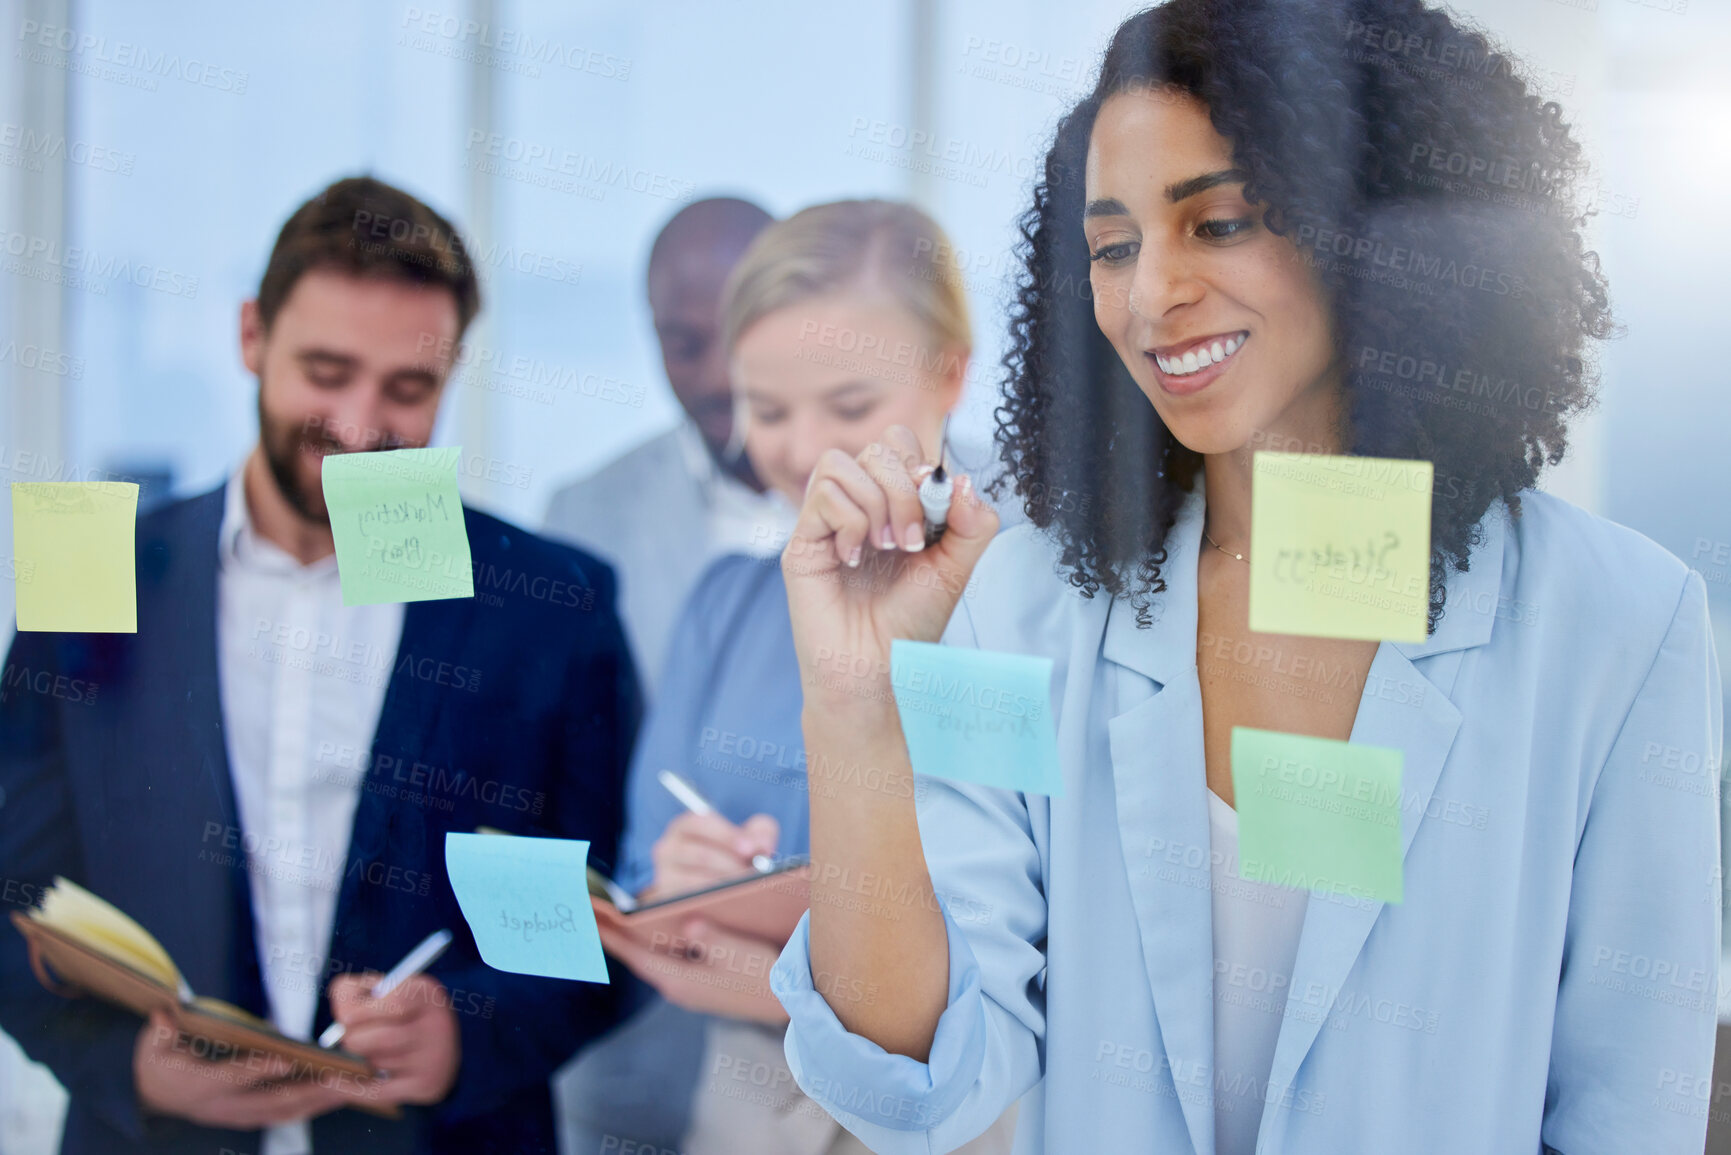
[889,640,1062,795]
[1231,726,1404,903]
[445,833,610,982]
[1248,452,1432,643]
[322,447,474,606]
[11,482,139,633]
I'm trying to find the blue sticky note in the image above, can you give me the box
[444,833,609,983]
[890,640,1062,795]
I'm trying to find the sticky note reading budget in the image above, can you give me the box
[890,640,1062,795]
[1248,452,1432,643]
[322,447,473,606]
[11,482,139,633]
[1231,726,1404,904]
[445,832,609,983]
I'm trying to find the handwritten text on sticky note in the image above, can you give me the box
[445,833,609,982]
[322,447,474,606]
[1231,726,1404,904]
[11,482,139,633]
[889,640,1062,796]
[1248,453,1432,643]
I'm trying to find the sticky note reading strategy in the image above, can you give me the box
[1249,452,1432,643]
[889,640,1062,796]
[322,447,473,607]
[11,482,139,633]
[445,833,609,983]
[1231,727,1404,904]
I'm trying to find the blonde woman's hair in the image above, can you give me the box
[719,199,972,363]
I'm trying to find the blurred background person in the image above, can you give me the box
[543,196,794,699]
[0,176,639,1155]
[571,199,1017,1155]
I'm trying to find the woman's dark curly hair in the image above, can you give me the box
[992,0,1612,629]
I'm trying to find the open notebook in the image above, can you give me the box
[10,877,397,1117]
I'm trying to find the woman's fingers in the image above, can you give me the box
[662,813,755,864]
[653,836,749,887]
[650,812,760,893]
[931,472,999,566]
[737,813,780,860]
[857,427,928,552]
[786,428,937,571]
[813,448,891,562]
[787,449,868,576]
[664,839,752,881]
[664,811,744,850]
[810,478,871,569]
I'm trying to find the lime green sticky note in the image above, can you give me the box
[11,482,139,633]
[1231,726,1404,903]
[1248,453,1432,643]
[889,640,1063,795]
[321,447,474,606]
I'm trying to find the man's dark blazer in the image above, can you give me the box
[0,485,642,1154]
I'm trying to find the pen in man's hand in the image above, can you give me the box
[318,928,453,1048]
[657,769,775,872]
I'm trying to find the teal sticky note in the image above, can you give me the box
[444,833,609,983]
[321,447,474,606]
[889,640,1062,795]
[1231,727,1404,903]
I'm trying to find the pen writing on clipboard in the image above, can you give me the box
[656,769,776,873]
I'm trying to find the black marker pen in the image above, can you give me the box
[920,417,953,548]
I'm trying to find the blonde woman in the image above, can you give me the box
[593,200,1018,1155]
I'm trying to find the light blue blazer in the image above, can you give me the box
[771,486,1723,1154]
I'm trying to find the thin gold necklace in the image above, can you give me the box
[1202,529,1248,564]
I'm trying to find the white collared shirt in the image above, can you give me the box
[672,417,797,558]
[214,467,404,1155]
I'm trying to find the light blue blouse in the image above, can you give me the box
[617,552,810,895]
[771,486,1723,1154]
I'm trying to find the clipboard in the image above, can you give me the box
[588,857,810,947]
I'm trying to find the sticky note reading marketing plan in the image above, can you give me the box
[1231,727,1404,904]
[11,482,139,633]
[1248,452,1432,643]
[322,447,473,606]
[889,640,1062,796]
[444,833,609,983]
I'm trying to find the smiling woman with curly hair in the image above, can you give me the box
[995,0,1611,631]
[765,1,1723,1153]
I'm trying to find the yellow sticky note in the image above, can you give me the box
[11,482,139,633]
[1248,453,1432,643]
